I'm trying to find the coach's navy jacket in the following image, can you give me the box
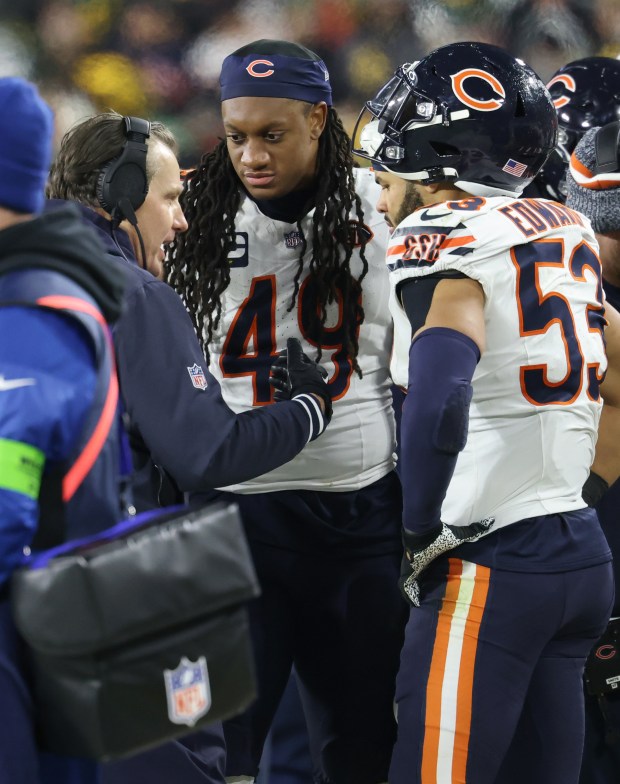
[46,201,319,510]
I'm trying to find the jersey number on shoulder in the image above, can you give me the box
[220,274,357,405]
[512,239,605,406]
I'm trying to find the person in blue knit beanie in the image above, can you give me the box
[0,77,126,784]
[0,77,53,214]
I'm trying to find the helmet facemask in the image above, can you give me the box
[353,62,466,183]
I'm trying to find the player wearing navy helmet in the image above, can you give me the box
[356,41,618,783]
[353,41,558,197]
[528,56,620,201]
[566,121,620,784]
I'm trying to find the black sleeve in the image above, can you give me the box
[398,272,468,332]
[114,279,317,493]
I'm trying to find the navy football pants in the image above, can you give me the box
[257,671,313,784]
[390,557,614,784]
[224,541,407,784]
[101,724,226,784]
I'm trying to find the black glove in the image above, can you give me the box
[582,470,609,508]
[400,518,494,607]
[269,337,333,422]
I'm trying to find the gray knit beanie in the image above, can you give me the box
[566,124,620,234]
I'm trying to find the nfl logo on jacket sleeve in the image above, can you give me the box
[164,656,212,726]
[187,363,208,390]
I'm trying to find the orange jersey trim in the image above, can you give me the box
[387,234,475,258]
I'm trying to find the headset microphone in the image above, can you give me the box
[116,197,147,273]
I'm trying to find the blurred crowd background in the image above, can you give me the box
[0,0,618,168]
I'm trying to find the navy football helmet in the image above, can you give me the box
[534,57,620,201]
[352,41,558,197]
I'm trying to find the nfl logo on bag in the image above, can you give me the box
[164,656,212,726]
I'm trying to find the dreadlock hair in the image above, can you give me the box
[165,105,369,375]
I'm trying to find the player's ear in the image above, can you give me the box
[308,102,328,140]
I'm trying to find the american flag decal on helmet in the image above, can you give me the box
[502,158,528,177]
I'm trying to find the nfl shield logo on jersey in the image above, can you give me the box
[164,656,212,726]
[187,363,207,390]
[284,230,304,249]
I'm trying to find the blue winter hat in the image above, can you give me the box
[0,77,54,214]
[220,39,332,106]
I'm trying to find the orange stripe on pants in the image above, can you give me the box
[421,559,491,783]
[452,563,490,782]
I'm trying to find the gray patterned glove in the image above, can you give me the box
[401,518,494,607]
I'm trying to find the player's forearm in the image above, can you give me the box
[402,327,479,535]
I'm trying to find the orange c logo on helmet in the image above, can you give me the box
[246,59,275,78]
[546,73,576,109]
[450,68,506,111]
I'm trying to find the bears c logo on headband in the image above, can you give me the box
[450,68,505,111]
[246,59,275,78]
[546,73,576,109]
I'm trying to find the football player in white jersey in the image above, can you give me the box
[167,40,407,784]
[566,122,620,784]
[354,41,620,784]
[525,56,620,202]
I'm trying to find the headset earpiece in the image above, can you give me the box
[96,116,151,223]
[594,120,620,175]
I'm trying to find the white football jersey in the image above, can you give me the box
[209,168,396,492]
[388,195,607,530]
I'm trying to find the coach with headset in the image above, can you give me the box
[46,113,332,784]
[47,112,332,509]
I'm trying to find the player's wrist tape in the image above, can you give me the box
[582,470,609,508]
[293,393,328,442]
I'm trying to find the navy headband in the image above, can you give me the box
[220,51,332,106]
